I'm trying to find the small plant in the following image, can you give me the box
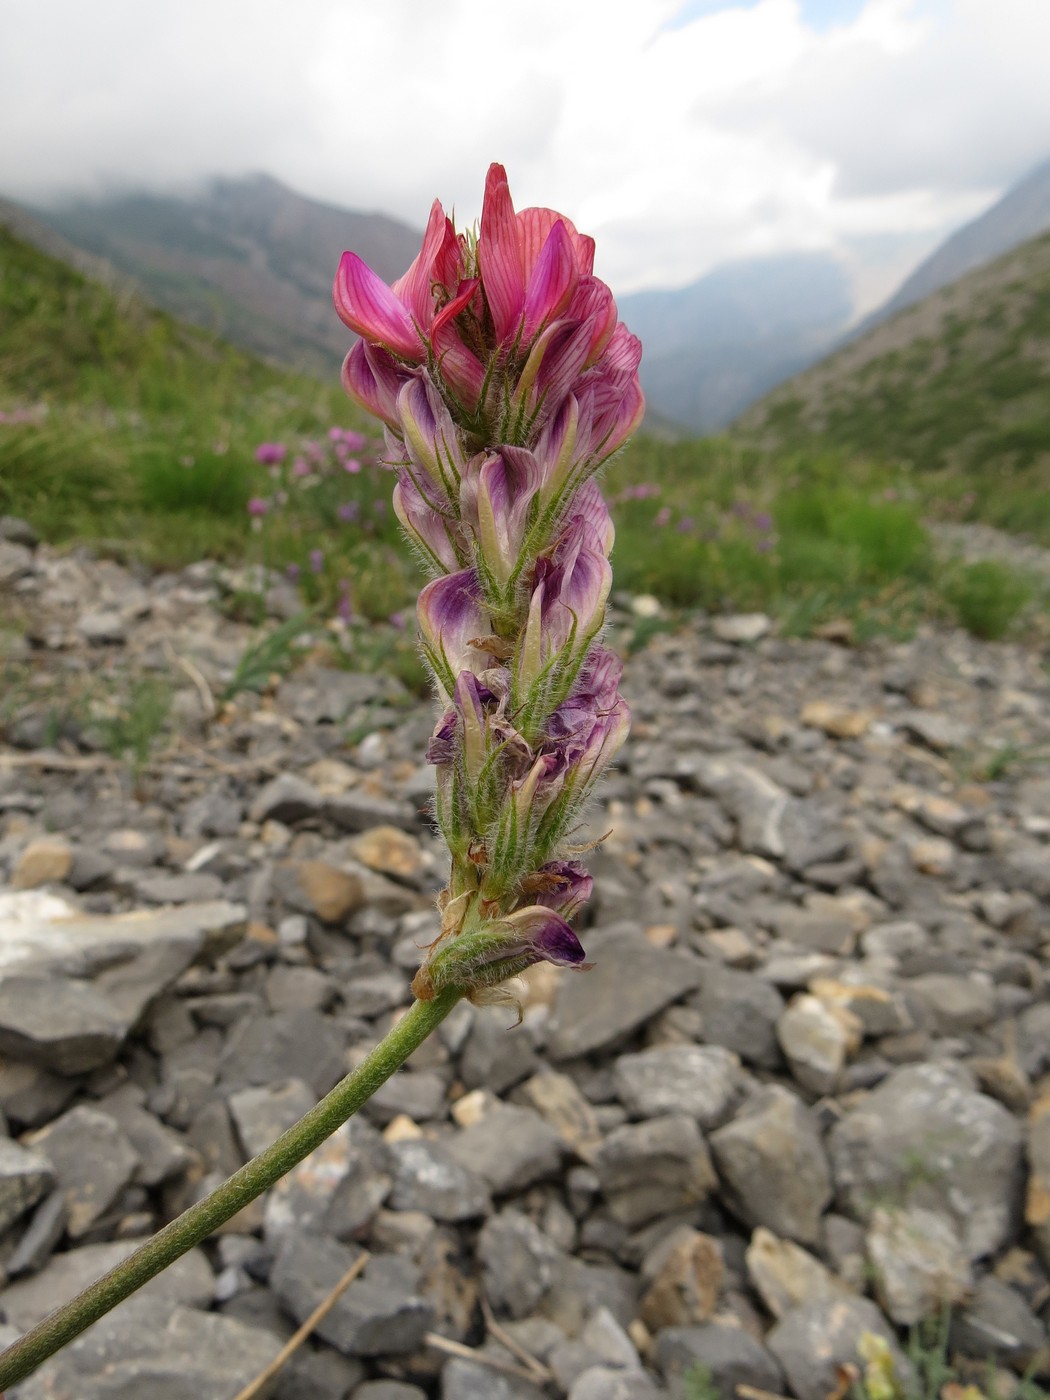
[682,1361,721,1400]
[945,560,1034,640]
[97,678,171,771]
[222,613,316,700]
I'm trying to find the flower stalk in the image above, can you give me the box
[336,162,642,1008]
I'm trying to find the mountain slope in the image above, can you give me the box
[618,252,854,432]
[735,229,1050,540]
[26,175,424,376]
[859,155,1050,332]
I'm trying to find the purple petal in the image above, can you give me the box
[522,219,579,342]
[501,906,587,967]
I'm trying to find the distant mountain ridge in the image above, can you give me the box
[23,175,424,376]
[852,156,1050,337]
[618,252,854,434]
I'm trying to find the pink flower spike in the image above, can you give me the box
[479,163,525,345]
[334,251,422,359]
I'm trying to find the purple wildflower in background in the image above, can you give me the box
[254,443,287,465]
[247,497,269,517]
[337,502,359,523]
[334,162,643,1009]
[308,548,325,574]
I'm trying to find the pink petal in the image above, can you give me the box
[518,206,595,277]
[522,220,579,343]
[392,199,448,328]
[479,162,525,345]
[334,251,421,359]
[340,343,402,431]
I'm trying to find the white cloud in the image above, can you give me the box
[0,0,1047,300]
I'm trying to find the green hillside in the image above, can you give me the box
[735,230,1050,544]
[0,224,403,586]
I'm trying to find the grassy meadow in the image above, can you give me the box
[1,225,1046,650]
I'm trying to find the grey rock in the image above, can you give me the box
[11,1298,282,1400]
[906,973,997,1035]
[388,1137,491,1221]
[687,757,789,857]
[768,1297,910,1400]
[710,1085,832,1244]
[776,994,852,1095]
[0,515,38,547]
[248,773,324,825]
[276,667,396,724]
[448,1104,564,1195]
[653,1322,784,1398]
[0,892,245,1072]
[828,1062,1025,1259]
[220,1008,346,1096]
[6,1188,68,1276]
[697,966,784,1069]
[26,1105,140,1237]
[367,1068,448,1126]
[354,1384,427,1400]
[95,1091,195,1186]
[478,1209,561,1318]
[459,1006,540,1095]
[134,871,226,904]
[271,1232,432,1356]
[614,1045,743,1128]
[546,927,702,1060]
[440,1355,549,1399]
[951,1274,1049,1372]
[593,1114,716,1227]
[569,1366,664,1400]
[272,1348,366,1399]
[0,1241,214,1330]
[866,1205,973,1324]
[0,1137,55,1236]
[324,791,420,834]
[228,1077,317,1158]
[263,1119,392,1245]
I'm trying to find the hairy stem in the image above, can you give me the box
[0,987,463,1389]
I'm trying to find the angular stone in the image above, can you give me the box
[568,1367,663,1400]
[272,860,365,923]
[801,701,873,738]
[271,1232,433,1356]
[263,1119,391,1245]
[274,1349,367,1399]
[440,1355,549,1399]
[768,1297,909,1400]
[460,1007,540,1095]
[951,1275,1049,1373]
[26,1104,140,1237]
[228,1076,316,1158]
[11,1298,280,1400]
[348,826,427,883]
[518,1072,603,1159]
[220,1008,346,1097]
[653,1322,784,1396]
[0,1242,214,1330]
[248,773,324,824]
[448,1104,564,1195]
[829,1062,1025,1260]
[905,973,996,1035]
[388,1137,491,1221]
[777,993,860,1096]
[12,836,73,890]
[698,965,784,1069]
[709,1085,832,1245]
[614,1045,743,1129]
[478,1209,561,1319]
[867,1205,972,1325]
[546,927,701,1060]
[0,892,245,1072]
[639,1227,723,1330]
[0,1137,55,1235]
[745,1227,848,1319]
[593,1114,716,1228]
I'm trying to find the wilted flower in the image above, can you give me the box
[335,163,642,1009]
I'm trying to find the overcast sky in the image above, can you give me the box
[3,0,1049,310]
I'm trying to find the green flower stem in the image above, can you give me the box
[0,987,464,1390]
